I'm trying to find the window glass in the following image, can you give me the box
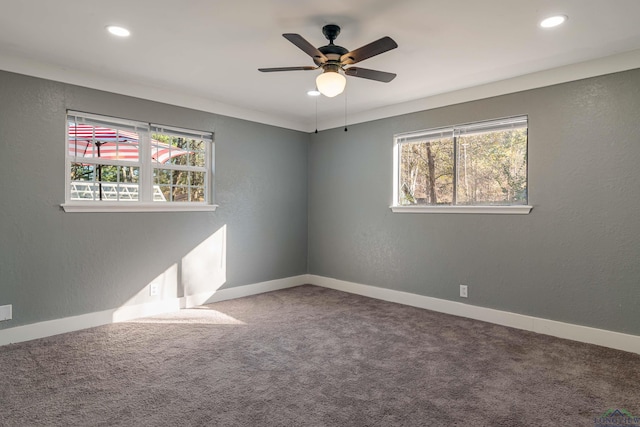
[395,116,527,207]
[151,132,209,203]
[456,128,527,205]
[399,136,454,205]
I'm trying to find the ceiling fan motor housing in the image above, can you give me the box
[314,25,350,67]
[315,46,348,66]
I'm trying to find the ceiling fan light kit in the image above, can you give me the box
[316,66,346,97]
[259,24,397,97]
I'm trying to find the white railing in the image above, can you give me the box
[70,182,166,201]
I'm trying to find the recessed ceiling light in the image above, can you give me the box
[106,25,130,37]
[307,90,321,96]
[540,15,567,28]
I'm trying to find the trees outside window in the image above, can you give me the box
[395,116,527,207]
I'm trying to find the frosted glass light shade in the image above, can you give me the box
[316,71,346,97]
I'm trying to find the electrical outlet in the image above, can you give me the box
[0,304,12,321]
[459,285,468,298]
[149,283,160,296]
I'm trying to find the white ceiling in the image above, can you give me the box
[1,0,640,132]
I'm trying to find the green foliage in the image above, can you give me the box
[70,164,138,183]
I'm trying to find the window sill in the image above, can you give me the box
[390,205,533,214]
[61,203,218,213]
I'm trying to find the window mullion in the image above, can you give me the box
[392,138,400,206]
[206,139,213,204]
[65,119,74,203]
[139,128,153,203]
[452,132,458,206]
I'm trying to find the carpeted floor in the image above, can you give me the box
[1,285,639,426]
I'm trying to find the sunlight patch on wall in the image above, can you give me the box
[111,225,228,322]
[182,224,227,297]
[111,263,180,322]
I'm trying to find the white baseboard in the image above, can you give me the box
[0,275,308,347]
[307,275,640,355]
[0,297,182,347]
[3,274,638,355]
[182,275,308,307]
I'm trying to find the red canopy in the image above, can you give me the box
[68,124,190,164]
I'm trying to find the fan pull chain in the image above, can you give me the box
[344,88,348,132]
[315,95,318,134]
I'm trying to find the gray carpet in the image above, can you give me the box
[1,285,639,426]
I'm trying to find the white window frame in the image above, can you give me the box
[391,115,532,214]
[62,111,217,213]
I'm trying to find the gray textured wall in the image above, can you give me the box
[308,69,640,335]
[0,71,308,328]
[2,67,639,336]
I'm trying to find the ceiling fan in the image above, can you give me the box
[259,24,398,97]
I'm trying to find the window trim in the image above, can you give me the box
[62,111,216,213]
[61,202,218,213]
[390,205,532,214]
[391,115,532,215]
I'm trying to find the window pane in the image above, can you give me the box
[154,168,172,185]
[70,163,97,200]
[157,185,171,202]
[190,151,206,167]
[99,165,118,182]
[70,163,98,201]
[90,166,141,201]
[172,186,189,202]
[189,171,205,187]
[115,184,140,201]
[190,187,205,202]
[151,134,190,165]
[456,128,527,205]
[189,139,205,151]
[70,163,94,182]
[399,138,454,205]
[70,183,99,200]
[172,170,187,186]
[120,166,139,184]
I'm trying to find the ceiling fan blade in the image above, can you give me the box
[259,66,317,72]
[283,34,328,63]
[344,67,397,82]
[340,36,398,65]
